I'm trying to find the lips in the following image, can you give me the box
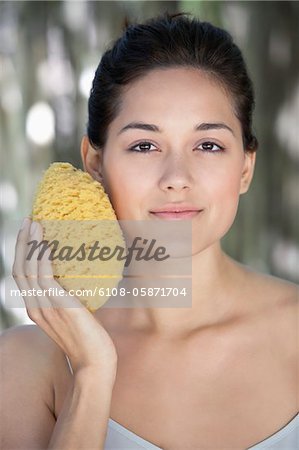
[149,205,202,220]
[150,210,201,220]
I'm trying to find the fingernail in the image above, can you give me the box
[21,217,30,230]
[30,221,38,236]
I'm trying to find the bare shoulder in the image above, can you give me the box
[0,323,56,372]
[1,322,56,352]
[239,265,298,367]
[0,323,70,370]
[239,263,298,308]
[0,323,72,414]
[0,324,73,448]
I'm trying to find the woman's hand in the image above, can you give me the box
[12,217,118,379]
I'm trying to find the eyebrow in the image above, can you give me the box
[117,121,235,136]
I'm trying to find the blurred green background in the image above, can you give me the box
[1,1,298,330]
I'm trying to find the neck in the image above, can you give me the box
[119,243,247,338]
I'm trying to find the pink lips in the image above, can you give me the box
[150,204,202,220]
[150,210,201,220]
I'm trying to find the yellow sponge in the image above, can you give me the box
[31,162,125,312]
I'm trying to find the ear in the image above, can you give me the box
[80,135,104,183]
[239,151,256,194]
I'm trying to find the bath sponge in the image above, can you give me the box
[30,162,126,312]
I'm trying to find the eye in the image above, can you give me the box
[127,141,157,153]
[197,141,225,153]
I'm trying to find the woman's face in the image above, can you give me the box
[87,67,255,252]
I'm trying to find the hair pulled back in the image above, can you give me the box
[88,12,258,152]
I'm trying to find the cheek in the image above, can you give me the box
[202,159,242,197]
[191,165,243,253]
[103,164,146,219]
[202,161,242,211]
[204,163,243,227]
[217,173,242,200]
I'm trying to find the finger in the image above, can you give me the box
[25,221,52,309]
[12,217,31,282]
[38,246,84,310]
[12,217,39,309]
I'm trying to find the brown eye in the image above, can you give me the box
[139,143,152,151]
[128,141,157,153]
[197,141,224,153]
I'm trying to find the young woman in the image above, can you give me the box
[2,12,298,450]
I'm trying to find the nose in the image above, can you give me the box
[158,154,193,192]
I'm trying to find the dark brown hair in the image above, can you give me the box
[87,12,258,152]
